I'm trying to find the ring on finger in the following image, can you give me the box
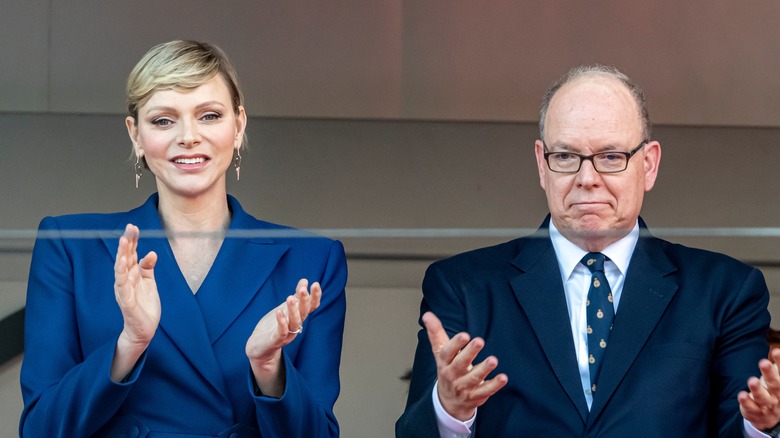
[289,326,303,334]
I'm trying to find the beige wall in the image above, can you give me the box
[4,2,780,437]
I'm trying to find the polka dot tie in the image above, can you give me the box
[582,252,614,394]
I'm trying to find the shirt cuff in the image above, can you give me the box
[432,380,476,438]
[744,418,773,438]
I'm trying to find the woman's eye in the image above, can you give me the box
[151,118,172,127]
[202,113,222,122]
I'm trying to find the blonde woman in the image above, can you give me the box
[20,40,346,437]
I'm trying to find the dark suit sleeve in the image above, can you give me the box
[712,267,771,436]
[19,217,145,437]
[397,262,469,437]
[252,240,347,438]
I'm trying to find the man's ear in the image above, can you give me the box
[642,140,661,192]
[534,139,548,191]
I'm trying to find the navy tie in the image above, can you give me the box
[582,252,614,394]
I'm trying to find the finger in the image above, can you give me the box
[296,280,312,317]
[738,390,763,421]
[760,358,780,388]
[739,389,759,410]
[771,348,780,365]
[746,376,774,406]
[115,252,128,283]
[449,337,486,373]
[286,295,303,333]
[437,333,472,370]
[739,389,777,429]
[275,308,288,340]
[123,224,140,264]
[423,312,452,354]
[463,355,500,385]
[115,235,130,273]
[463,373,509,406]
[309,282,322,312]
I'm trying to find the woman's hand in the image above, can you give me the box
[246,278,322,397]
[111,223,160,381]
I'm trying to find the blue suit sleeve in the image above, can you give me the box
[713,267,771,436]
[19,217,145,437]
[397,263,463,437]
[252,239,347,438]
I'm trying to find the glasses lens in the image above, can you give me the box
[548,152,580,172]
[593,152,628,172]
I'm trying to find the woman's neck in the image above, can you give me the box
[156,187,231,235]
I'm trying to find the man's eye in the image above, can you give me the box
[553,153,575,161]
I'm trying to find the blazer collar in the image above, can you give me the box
[509,216,680,425]
[100,194,289,400]
[510,215,591,423]
[586,222,678,426]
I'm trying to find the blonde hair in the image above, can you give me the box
[126,40,244,120]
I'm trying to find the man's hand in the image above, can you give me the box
[739,348,780,430]
[424,311,508,421]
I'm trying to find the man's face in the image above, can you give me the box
[534,75,661,251]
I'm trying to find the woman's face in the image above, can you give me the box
[126,75,246,199]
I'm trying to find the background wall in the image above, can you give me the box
[3,2,780,437]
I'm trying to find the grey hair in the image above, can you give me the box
[538,65,651,142]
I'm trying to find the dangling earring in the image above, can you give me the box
[233,148,242,181]
[135,156,143,189]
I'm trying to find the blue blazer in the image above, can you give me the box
[20,194,347,438]
[397,217,770,437]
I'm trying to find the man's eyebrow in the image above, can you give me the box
[547,143,624,152]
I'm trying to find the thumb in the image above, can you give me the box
[423,312,451,351]
[139,251,158,275]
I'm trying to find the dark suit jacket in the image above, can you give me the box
[20,194,347,438]
[397,217,770,437]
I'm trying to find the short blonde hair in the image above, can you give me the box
[126,40,244,120]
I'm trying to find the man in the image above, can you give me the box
[396,65,780,437]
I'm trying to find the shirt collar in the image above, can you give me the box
[549,220,639,282]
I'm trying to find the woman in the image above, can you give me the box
[20,40,347,437]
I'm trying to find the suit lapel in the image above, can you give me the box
[100,194,231,401]
[195,197,289,345]
[509,223,590,423]
[587,232,678,425]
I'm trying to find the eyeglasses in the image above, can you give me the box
[542,140,648,174]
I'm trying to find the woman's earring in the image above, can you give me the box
[233,149,242,181]
[135,156,143,189]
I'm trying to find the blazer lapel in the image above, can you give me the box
[100,194,231,401]
[587,230,678,425]
[195,197,289,345]
[509,223,590,423]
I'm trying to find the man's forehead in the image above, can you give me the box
[552,74,633,106]
[545,77,641,137]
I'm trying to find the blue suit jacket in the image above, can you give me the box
[397,217,770,437]
[20,194,347,438]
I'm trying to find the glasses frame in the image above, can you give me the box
[542,140,648,174]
